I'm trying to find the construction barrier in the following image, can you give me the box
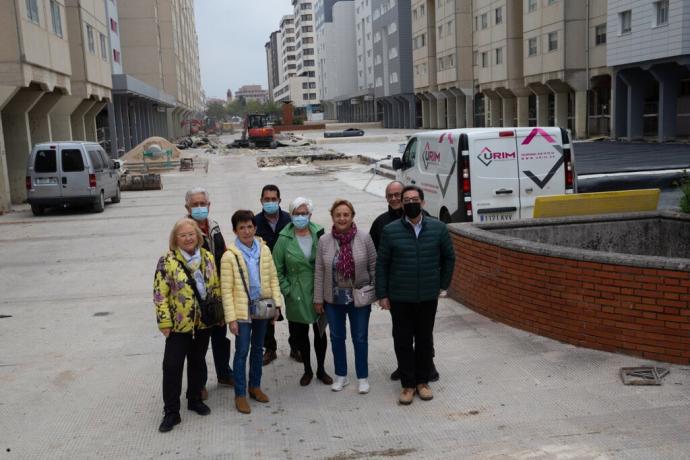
[533,189,660,218]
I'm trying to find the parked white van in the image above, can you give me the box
[392,127,575,223]
[26,142,121,215]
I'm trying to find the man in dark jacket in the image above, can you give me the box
[370,181,439,382]
[376,185,455,405]
[185,187,233,396]
[254,184,300,365]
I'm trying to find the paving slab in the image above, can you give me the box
[0,149,688,459]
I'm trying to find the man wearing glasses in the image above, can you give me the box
[370,181,440,383]
[375,185,455,405]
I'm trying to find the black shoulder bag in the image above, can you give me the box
[177,257,224,326]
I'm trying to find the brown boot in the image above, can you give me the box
[235,396,251,414]
[201,387,208,401]
[248,387,270,403]
[416,384,433,401]
[399,388,415,405]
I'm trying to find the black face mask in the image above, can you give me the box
[403,202,421,219]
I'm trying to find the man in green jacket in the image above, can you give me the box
[376,185,455,405]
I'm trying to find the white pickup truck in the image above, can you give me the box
[392,127,576,223]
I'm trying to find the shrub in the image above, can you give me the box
[678,169,690,213]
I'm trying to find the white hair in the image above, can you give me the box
[289,197,313,214]
[185,187,209,205]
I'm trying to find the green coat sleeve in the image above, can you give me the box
[272,236,291,296]
[439,224,456,290]
[375,227,392,299]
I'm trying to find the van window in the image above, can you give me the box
[98,150,111,170]
[61,149,85,172]
[34,150,57,173]
[402,139,417,168]
[87,150,103,171]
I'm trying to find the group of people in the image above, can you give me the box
[153,181,455,432]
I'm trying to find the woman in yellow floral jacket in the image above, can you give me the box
[153,217,221,433]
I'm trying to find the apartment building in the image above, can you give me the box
[315,0,358,120]
[235,85,269,104]
[0,0,113,210]
[266,31,281,101]
[373,0,417,128]
[106,0,175,156]
[273,15,303,104]
[293,0,321,112]
[117,0,203,139]
[413,0,473,129]
[608,0,690,140]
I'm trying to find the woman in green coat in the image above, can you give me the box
[272,197,333,387]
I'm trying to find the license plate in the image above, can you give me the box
[479,212,515,222]
[35,177,58,185]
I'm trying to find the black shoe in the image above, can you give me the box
[316,371,333,385]
[158,413,181,433]
[390,368,401,381]
[187,401,211,416]
[218,376,234,387]
[290,349,303,363]
[429,364,440,383]
[263,349,277,366]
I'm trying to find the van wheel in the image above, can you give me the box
[111,185,121,203]
[31,204,44,216]
[440,209,451,224]
[92,191,105,213]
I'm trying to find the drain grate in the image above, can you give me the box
[620,366,669,385]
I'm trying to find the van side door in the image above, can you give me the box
[60,147,90,198]
[515,127,565,218]
[98,148,115,197]
[399,137,418,184]
[468,131,521,223]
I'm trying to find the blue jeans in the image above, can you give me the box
[233,319,269,396]
[325,302,371,379]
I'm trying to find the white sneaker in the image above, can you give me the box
[357,378,370,394]
[331,375,349,392]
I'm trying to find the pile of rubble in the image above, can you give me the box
[177,135,229,154]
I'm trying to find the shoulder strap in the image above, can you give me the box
[233,253,251,299]
[175,255,204,305]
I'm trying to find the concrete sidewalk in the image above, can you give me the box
[0,150,688,459]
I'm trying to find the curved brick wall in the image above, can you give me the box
[448,215,690,365]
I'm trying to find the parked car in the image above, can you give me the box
[26,141,121,216]
[323,127,365,138]
[392,127,576,223]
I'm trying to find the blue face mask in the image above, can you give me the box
[263,202,279,214]
[190,206,209,221]
[292,215,309,229]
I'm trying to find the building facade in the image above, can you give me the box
[0,0,113,210]
[235,85,269,104]
[266,31,281,101]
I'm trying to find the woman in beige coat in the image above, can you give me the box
[314,199,377,394]
[220,210,282,414]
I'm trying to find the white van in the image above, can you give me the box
[26,141,121,215]
[392,127,575,223]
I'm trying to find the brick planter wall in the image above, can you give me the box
[449,227,690,364]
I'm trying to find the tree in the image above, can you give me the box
[205,100,226,120]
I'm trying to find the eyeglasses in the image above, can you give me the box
[386,192,401,199]
[401,198,421,204]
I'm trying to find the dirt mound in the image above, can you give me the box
[121,137,182,162]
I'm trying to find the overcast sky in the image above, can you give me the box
[195,0,294,100]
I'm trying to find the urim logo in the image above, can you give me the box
[477,147,516,166]
[422,142,441,169]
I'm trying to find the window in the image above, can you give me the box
[302,26,313,33]
[26,0,39,23]
[61,150,85,172]
[528,0,537,13]
[88,150,104,172]
[528,37,537,56]
[595,24,606,45]
[438,56,444,71]
[496,47,503,65]
[301,14,312,21]
[655,1,669,26]
[448,54,454,68]
[473,50,478,66]
[547,0,558,4]
[389,72,398,84]
[86,24,95,54]
[113,49,120,63]
[100,33,107,60]
[619,10,631,34]
[438,24,443,38]
[50,0,63,37]
[495,7,502,25]
[413,8,417,21]
[389,47,398,59]
[481,13,488,29]
[304,60,315,66]
[388,22,397,34]
[474,16,478,31]
[481,51,488,67]
[110,18,118,33]
[547,31,558,51]
[420,4,425,16]
[34,150,57,173]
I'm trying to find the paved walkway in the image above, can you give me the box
[0,150,688,459]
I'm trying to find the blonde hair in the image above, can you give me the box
[329,199,355,217]
[169,217,204,251]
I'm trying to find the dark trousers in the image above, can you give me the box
[264,321,298,353]
[390,299,438,389]
[288,321,327,375]
[162,329,211,415]
[200,324,232,386]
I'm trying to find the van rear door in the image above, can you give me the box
[59,147,91,199]
[468,130,520,223]
[29,148,61,199]
[515,127,565,218]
